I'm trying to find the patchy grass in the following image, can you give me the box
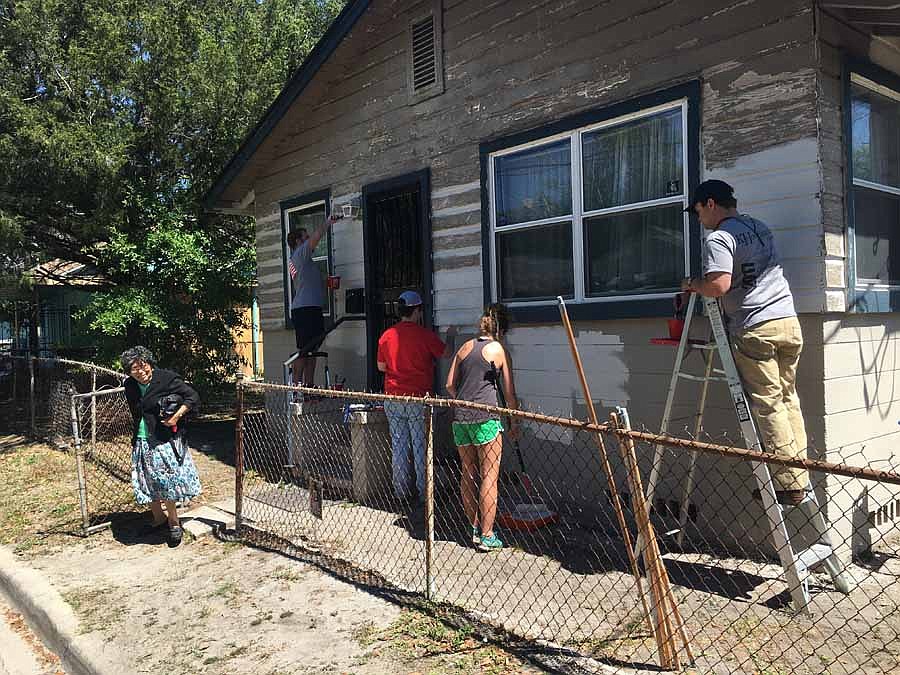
[272,564,306,583]
[0,423,236,559]
[62,585,127,634]
[0,439,81,554]
[357,609,540,674]
[209,580,241,602]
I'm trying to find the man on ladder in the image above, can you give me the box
[681,179,808,506]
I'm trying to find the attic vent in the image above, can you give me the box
[408,3,444,103]
[411,17,436,91]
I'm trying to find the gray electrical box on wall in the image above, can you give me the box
[345,288,366,315]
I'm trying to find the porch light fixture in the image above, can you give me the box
[341,196,361,220]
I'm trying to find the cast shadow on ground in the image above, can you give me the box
[398,480,774,605]
[186,417,236,466]
[108,512,175,547]
[220,526,668,675]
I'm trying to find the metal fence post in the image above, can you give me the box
[90,369,97,451]
[70,394,90,535]
[425,403,434,601]
[28,354,36,436]
[235,373,245,533]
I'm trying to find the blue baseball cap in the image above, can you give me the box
[398,290,423,307]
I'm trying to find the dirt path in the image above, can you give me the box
[0,434,543,674]
[28,528,542,675]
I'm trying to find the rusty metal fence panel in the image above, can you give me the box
[0,354,123,443]
[0,354,137,534]
[236,380,900,675]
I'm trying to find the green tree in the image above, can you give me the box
[0,0,344,393]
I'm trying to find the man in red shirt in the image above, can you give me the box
[377,290,447,504]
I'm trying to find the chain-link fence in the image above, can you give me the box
[236,379,900,674]
[0,354,137,534]
[7,351,900,672]
[0,353,124,443]
[69,386,142,533]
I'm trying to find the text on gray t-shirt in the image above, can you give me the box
[702,215,796,332]
[290,241,325,309]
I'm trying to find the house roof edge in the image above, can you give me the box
[202,0,372,212]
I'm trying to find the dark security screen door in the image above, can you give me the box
[363,170,432,391]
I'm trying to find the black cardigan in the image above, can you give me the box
[124,368,200,445]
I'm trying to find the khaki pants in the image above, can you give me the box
[732,316,808,492]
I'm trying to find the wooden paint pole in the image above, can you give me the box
[613,408,695,668]
[613,412,672,667]
[425,404,435,601]
[556,298,654,635]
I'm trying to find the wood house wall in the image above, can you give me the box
[236,0,900,556]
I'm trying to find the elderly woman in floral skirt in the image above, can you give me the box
[122,346,201,546]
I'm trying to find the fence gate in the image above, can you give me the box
[70,386,139,534]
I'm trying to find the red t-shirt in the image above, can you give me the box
[377,321,446,396]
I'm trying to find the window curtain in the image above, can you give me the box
[495,141,572,226]
[582,110,683,294]
[582,108,682,211]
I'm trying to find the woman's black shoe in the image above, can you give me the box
[168,525,184,546]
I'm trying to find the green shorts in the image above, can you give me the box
[452,420,504,446]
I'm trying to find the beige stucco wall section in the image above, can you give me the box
[813,9,900,556]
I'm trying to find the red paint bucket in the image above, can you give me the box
[668,318,685,340]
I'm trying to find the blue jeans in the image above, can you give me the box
[384,401,426,500]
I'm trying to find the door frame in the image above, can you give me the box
[362,168,432,391]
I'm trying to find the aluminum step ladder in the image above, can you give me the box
[643,292,853,613]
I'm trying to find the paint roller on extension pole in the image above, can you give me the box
[490,361,559,531]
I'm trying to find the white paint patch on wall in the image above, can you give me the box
[701,137,825,313]
[432,181,480,199]
[433,202,481,218]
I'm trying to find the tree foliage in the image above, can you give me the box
[0,0,344,392]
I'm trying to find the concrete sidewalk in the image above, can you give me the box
[0,545,104,675]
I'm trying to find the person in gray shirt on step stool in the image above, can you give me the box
[682,179,807,506]
[287,212,341,387]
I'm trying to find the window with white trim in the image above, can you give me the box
[850,73,900,287]
[488,101,690,306]
[283,199,332,317]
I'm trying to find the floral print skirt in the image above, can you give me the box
[131,437,202,505]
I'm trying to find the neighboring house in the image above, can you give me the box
[24,260,103,356]
[234,289,265,380]
[2,260,264,377]
[205,1,900,558]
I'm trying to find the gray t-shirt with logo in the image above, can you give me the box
[702,215,796,332]
[290,241,325,309]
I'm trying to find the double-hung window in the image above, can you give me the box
[848,69,900,304]
[486,94,693,317]
[281,195,332,324]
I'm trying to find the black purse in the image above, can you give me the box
[158,393,184,422]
